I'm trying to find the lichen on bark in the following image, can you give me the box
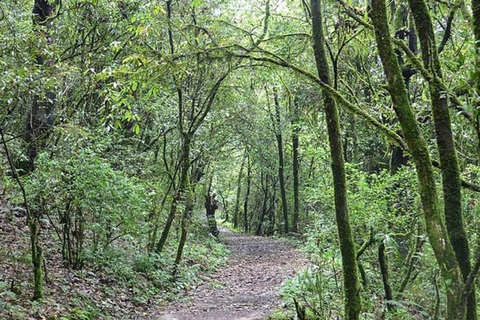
[370,0,464,317]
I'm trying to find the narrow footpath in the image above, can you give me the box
[159,227,309,320]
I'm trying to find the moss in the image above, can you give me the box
[409,0,476,317]
[370,0,464,318]
[29,217,43,301]
[311,0,361,318]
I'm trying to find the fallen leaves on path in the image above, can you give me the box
[1,205,307,320]
[158,227,309,320]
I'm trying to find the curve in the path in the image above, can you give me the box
[159,227,309,320]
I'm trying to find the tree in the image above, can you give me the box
[407,0,476,317]
[233,154,245,229]
[154,1,233,271]
[22,0,58,300]
[474,0,480,99]
[370,0,464,318]
[205,182,220,237]
[310,0,361,318]
[290,96,301,233]
[272,87,289,234]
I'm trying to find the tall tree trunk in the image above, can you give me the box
[149,177,174,252]
[256,170,269,235]
[370,1,463,318]
[291,98,300,233]
[233,154,246,229]
[29,215,43,300]
[155,181,181,254]
[408,1,476,318]
[1,127,43,300]
[273,88,289,234]
[205,178,219,237]
[473,0,480,95]
[310,0,361,318]
[14,0,59,300]
[26,0,56,172]
[379,240,394,312]
[474,0,480,163]
[173,133,192,275]
[243,156,252,233]
[156,0,183,255]
[267,178,276,236]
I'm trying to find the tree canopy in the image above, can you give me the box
[1,0,480,319]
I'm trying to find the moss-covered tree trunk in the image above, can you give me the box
[474,0,480,163]
[173,133,192,274]
[273,88,289,234]
[408,0,476,318]
[205,184,219,237]
[310,0,361,318]
[370,0,464,318]
[21,0,59,300]
[243,157,252,233]
[233,155,245,229]
[473,0,480,96]
[29,216,43,300]
[379,240,394,312]
[155,191,179,253]
[291,98,300,233]
[155,143,189,254]
[0,127,43,300]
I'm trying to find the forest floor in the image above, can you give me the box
[0,204,308,320]
[157,226,309,320]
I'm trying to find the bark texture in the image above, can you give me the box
[273,88,289,234]
[173,134,193,275]
[379,241,394,312]
[408,0,476,318]
[474,0,480,166]
[205,192,219,237]
[474,0,480,94]
[311,0,361,318]
[233,155,245,229]
[243,158,252,233]
[370,0,463,318]
[291,99,300,233]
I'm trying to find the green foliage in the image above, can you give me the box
[265,310,294,320]
[282,266,341,319]
[284,166,439,318]
[58,306,99,320]
[23,130,150,268]
[1,0,480,317]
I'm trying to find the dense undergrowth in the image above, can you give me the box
[0,212,228,320]
[0,130,229,320]
[279,164,480,319]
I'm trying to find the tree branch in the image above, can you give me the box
[229,47,480,193]
[437,8,455,54]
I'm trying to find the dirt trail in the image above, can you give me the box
[158,227,309,320]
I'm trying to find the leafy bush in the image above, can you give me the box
[282,266,342,319]
[284,165,435,318]
[24,130,150,269]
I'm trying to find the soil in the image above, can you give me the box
[0,204,308,320]
[158,227,309,320]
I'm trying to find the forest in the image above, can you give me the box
[1,0,480,319]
